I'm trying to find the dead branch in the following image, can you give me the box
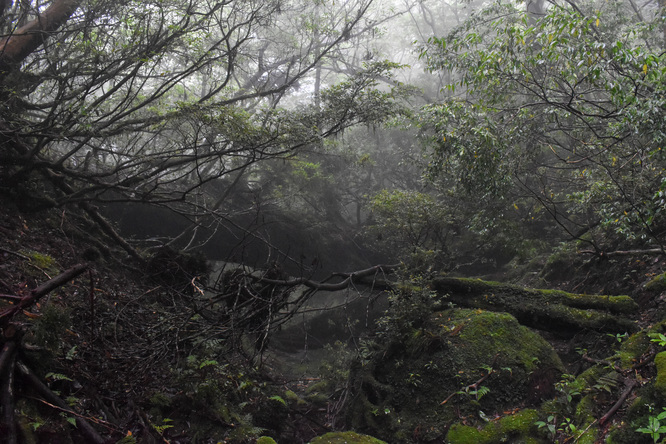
[16,360,106,444]
[0,294,23,301]
[0,119,144,263]
[254,263,400,291]
[599,379,637,426]
[581,353,625,374]
[0,263,88,321]
[580,248,664,257]
[0,247,29,260]
[582,351,656,373]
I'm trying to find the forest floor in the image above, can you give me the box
[2,193,666,443]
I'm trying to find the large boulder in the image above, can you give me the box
[345,308,564,443]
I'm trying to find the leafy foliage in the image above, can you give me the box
[418,1,666,250]
[636,408,666,443]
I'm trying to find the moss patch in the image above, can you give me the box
[447,409,540,443]
[645,272,666,292]
[309,431,387,443]
[654,351,666,398]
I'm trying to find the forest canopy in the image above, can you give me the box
[417,0,666,256]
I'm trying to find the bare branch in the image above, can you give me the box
[254,263,400,291]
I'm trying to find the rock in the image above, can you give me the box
[345,308,564,443]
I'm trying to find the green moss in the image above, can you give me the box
[616,331,651,368]
[646,272,666,292]
[309,431,387,443]
[27,251,58,271]
[446,423,490,443]
[499,408,539,434]
[654,351,666,397]
[285,390,307,406]
[431,277,638,334]
[256,437,278,444]
[575,396,599,443]
[446,409,540,443]
[455,310,560,372]
[305,392,330,405]
[21,250,60,278]
[347,308,562,443]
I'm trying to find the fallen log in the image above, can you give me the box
[431,277,638,335]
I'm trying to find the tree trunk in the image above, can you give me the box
[0,0,80,73]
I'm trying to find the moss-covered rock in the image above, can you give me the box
[645,272,666,292]
[309,431,387,443]
[431,277,638,335]
[446,409,542,443]
[346,308,564,443]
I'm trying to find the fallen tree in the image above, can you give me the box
[431,277,638,335]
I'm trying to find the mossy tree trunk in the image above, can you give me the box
[431,277,638,336]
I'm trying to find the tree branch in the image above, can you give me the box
[0,263,88,322]
[254,263,400,291]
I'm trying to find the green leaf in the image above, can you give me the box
[198,360,218,369]
[45,372,73,382]
[269,395,287,406]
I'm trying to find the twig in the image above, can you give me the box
[16,360,106,444]
[582,351,655,373]
[29,397,117,430]
[563,419,597,443]
[600,379,637,426]
[88,269,95,338]
[581,353,625,374]
[0,247,29,260]
[579,248,664,257]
